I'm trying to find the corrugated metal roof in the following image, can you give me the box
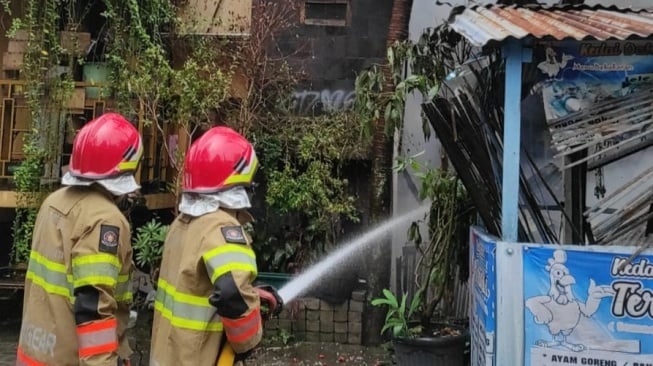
[448,4,653,47]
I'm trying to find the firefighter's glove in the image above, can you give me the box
[253,283,283,319]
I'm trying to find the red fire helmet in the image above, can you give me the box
[183,126,258,193]
[68,113,143,180]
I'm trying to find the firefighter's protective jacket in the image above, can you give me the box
[150,208,262,366]
[16,186,133,366]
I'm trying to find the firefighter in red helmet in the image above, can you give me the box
[150,126,280,366]
[17,113,142,366]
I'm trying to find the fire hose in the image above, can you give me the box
[216,284,283,366]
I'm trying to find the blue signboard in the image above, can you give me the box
[536,40,653,121]
[470,227,497,366]
[523,246,653,366]
[534,40,653,169]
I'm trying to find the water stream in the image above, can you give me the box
[278,204,431,303]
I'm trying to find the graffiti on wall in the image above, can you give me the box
[292,89,356,114]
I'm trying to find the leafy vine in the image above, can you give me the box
[257,112,367,271]
[9,0,77,264]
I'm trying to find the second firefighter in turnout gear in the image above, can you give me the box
[150,127,266,366]
[16,113,143,366]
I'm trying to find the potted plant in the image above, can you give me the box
[372,157,474,366]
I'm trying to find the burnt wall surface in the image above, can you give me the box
[282,0,394,115]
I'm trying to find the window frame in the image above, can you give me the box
[300,0,352,27]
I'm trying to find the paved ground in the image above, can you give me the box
[0,319,20,366]
[0,299,392,366]
[0,325,390,366]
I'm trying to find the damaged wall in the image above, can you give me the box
[281,0,393,115]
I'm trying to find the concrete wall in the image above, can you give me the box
[283,0,394,115]
[391,0,467,293]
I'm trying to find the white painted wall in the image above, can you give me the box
[391,0,444,293]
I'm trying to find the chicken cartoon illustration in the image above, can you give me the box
[525,250,614,352]
[538,47,574,78]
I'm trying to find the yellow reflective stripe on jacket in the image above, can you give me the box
[26,251,73,299]
[202,244,257,283]
[154,279,223,332]
[72,254,121,288]
[115,275,133,302]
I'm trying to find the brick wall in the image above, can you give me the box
[264,290,367,345]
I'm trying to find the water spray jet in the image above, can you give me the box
[277,204,431,303]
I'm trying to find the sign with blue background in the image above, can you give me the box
[470,227,497,366]
[523,246,653,366]
[536,40,653,122]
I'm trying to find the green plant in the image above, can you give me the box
[354,24,472,143]
[132,219,169,271]
[388,154,473,334]
[277,328,293,345]
[255,112,365,272]
[370,152,474,340]
[8,0,78,265]
[354,23,475,338]
[102,0,233,202]
[371,289,422,338]
[10,139,45,264]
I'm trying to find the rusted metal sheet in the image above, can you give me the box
[448,5,653,48]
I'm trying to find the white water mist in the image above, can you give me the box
[278,204,431,303]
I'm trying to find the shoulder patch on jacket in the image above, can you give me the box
[99,224,120,254]
[221,226,247,244]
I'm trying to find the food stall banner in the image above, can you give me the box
[523,245,653,366]
[470,227,498,366]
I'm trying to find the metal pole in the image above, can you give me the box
[501,39,525,242]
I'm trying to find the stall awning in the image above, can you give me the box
[448,4,653,48]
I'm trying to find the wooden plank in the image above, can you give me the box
[1,98,13,160]
[60,31,92,56]
[2,53,23,70]
[144,193,176,210]
[0,191,18,207]
[7,40,27,53]
[562,150,587,244]
[65,88,86,110]
[177,0,252,36]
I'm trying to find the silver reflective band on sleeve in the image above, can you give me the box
[203,246,257,283]
[155,289,217,323]
[26,251,73,300]
[154,279,223,332]
[72,261,121,288]
[78,327,117,350]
